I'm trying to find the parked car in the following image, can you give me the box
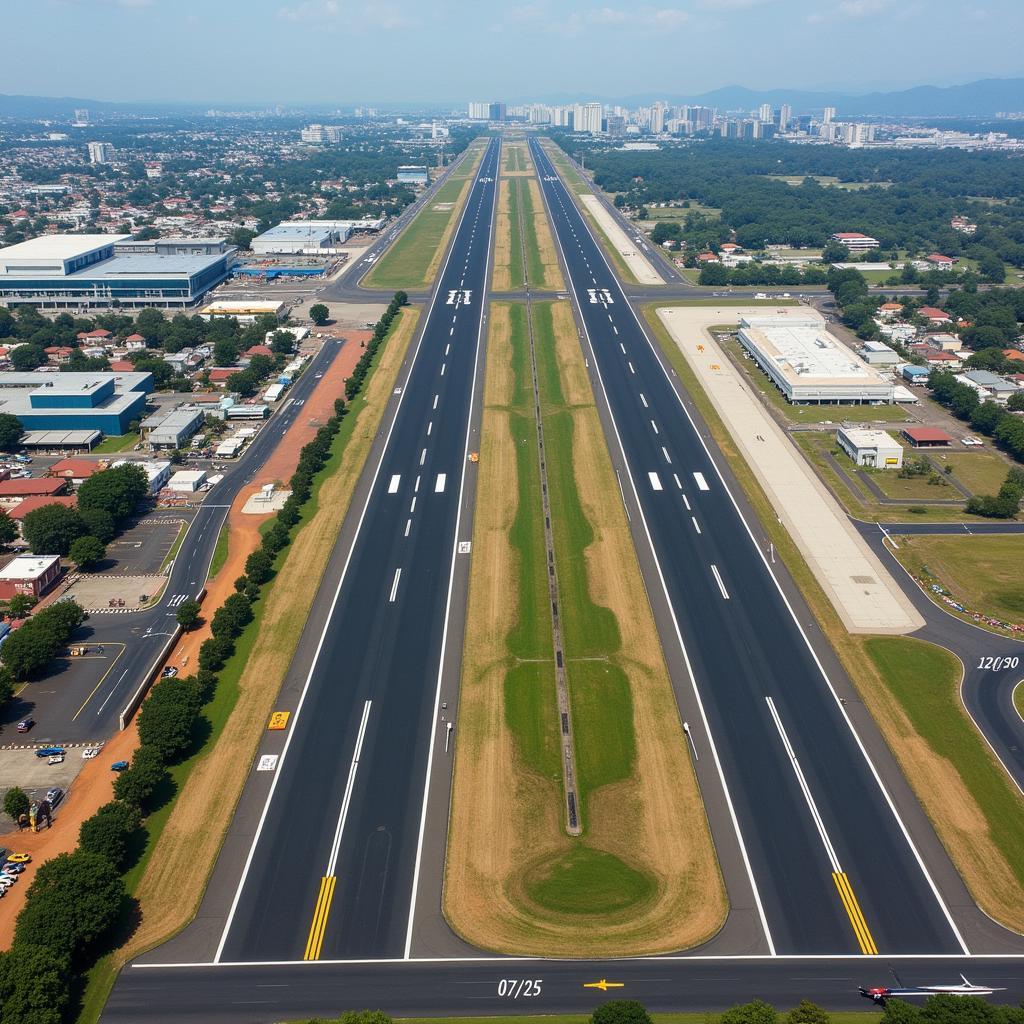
[16,718,34,733]
[1,863,23,876]
[35,747,64,758]
[81,747,100,760]
[160,666,178,678]
[111,760,129,772]
[45,787,63,807]
[47,754,64,765]
[6,853,31,864]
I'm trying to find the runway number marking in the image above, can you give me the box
[268,711,290,730]
[497,979,543,998]
[256,754,278,772]
[977,655,1019,671]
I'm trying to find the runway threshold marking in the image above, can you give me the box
[833,871,879,955]
[303,875,337,960]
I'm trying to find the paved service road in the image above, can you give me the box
[531,139,967,956]
[215,139,500,963]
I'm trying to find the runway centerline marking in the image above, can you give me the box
[692,517,701,534]
[389,569,402,603]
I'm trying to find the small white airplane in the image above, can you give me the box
[860,972,1006,1005]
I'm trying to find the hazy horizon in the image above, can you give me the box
[2,0,1022,106]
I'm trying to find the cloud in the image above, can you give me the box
[499,3,688,35]
[277,0,414,28]
[807,0,893,22]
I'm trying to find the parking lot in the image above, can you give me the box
[0,746,92,823]
[103,514,188,576]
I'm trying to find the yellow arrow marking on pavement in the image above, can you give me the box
[833,871,878,955]
[584,980,625,992]
[303,875,336,960]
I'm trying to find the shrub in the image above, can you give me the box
[136,676,202,761]
[78,800,141,871]
[3,785,29,824]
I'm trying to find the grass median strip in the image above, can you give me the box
[77,308,420,1016]
[445,301,724,956]
[642,300,1024,934]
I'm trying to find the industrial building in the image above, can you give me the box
[397,165,429,185]
[199,300,287,323]
[141,407,205,448]
[0,234,234,310]
[831,232,880,251]
[901,426,953,448]
[0,370,152,436]
[858,340,900,365]
[737,316,894,404]
[111,458,171,494]
[836,427,904,469]
[251,218,384,255]
[0,555,61,601]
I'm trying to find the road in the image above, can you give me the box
[212,138,500,963]
[2,339,342,744]
[530,138,972,956]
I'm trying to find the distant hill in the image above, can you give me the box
[619,78,1024,117]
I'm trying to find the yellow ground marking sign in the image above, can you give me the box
[303,875,337,960]
[584,980,624,991]
[268,711,290,730]
[833,871,878,954]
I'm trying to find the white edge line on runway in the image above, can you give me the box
[325,700,372,876]
[134,951,1024,969]
[535,141,970,956]
[403,139,500,961]
[212,139,499,966]
[531,140,777,957]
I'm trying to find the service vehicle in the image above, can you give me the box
[35,747,64,758]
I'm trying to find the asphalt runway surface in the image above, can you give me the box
[215,138,501,963]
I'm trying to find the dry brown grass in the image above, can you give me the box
[527,179,566,291]
[492,180,513,293]
[120,309,420,960]
[444,303,725,955]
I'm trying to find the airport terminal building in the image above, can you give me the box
[737,315,894,404]
[0,234,235,310]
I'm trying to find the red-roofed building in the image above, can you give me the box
[923,350,962,369]
[76,329,112,341]
[109,360,135,372]
[47,459,103,485]
[1003,349,1024,364]
[208,368,236,385]
[925,253,957,266]
[696,251,719,263]
[831,231,879,251]
[43,346,75,364]
[125,333,146,344]
[918,306,950,323]
[902,426,953,448]
[0,478,68,507]
[244,344,274,358]
[6,496,78,536]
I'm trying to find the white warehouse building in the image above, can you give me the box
[836,427,904,469]
[251,219,385,255]
[737,315,894,404]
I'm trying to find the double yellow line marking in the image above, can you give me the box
[303,876,336,960]
[833,871,878,954]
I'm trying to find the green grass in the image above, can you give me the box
[92,432,140,454]
[864,637,1024,892]
[291,1012,882,1024]
[207,522,229,579]
[158,521,187,573]
[519,179,546,287]
[765,174,892,191]
[506,178,526,290]
[363,144,483,289]
[541,140,590,195]
[862,465,955,501]
[524,844,655,915]
[1015,682,1024,723]
[932,451,1010,495]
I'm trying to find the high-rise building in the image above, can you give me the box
[650,102,666,134]
[573,102,603,134]
[823,106,836,123]
[73,108,89,127]
[606,115,626,138]
[467,101,490,120]
[758,103,773,124]
[779,104,792,131]
[488,102,506,121]
[87,141,114,164]
[300,124,343,143]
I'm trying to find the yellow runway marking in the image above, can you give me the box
[584,980,624,991]
[71,643,127,721]
[303,876,336,960]
[833,871,878,954]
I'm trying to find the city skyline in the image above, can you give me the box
[1,0,1022,105]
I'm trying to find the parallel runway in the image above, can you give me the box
[529,138,967,956]
[215,138,501,963]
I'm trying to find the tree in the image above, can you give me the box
[175,599,202,630]
[136,676,202,761]
[0,944,71,1024]
[270,330,295,355]
[10,345,45,372]
[720,1001,778,1024]
[0,413,24,452]
[822,240,851,263]
[0,509,17,548]
[69,535,106,571]
[213,337,240,366]
[14,850,125,961]
[77,463,148,523]
[591,1002,654,1024]
[309,303,330,325]
[3,785,28,824]
[112,745,167,808]
[211,592,253,639]
[20,503,85,556]
[78,800,141,871]
[244,548,274,585]
[786,1002,830,1024]
[79,506,116,544]
[6,593,35,619]
[333,1013,394,1024]
[227,227,255,251]
[1007,391,1024,413]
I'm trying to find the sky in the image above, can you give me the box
[2,0,1022,105]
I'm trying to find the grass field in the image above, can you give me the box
[92,432,140,454]
[1015,682,1024,722]
[207,522,229,579]
[862,463,956,501]
[445,300,724,955]
[765,174,893,190]
[292,1014,884,1024]
[891,534,1024,630]
[540,139,590,195]
[76,309,422,1019]
[932,450,1011,495]
[493,178,526,292]
[641,301,1024,934]
[364,143,484,289]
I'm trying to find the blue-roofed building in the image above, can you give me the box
[0,234,235,311]
[0,371,152,435]
[901,364,932,384]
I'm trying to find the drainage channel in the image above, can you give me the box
[515,166,583,837]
